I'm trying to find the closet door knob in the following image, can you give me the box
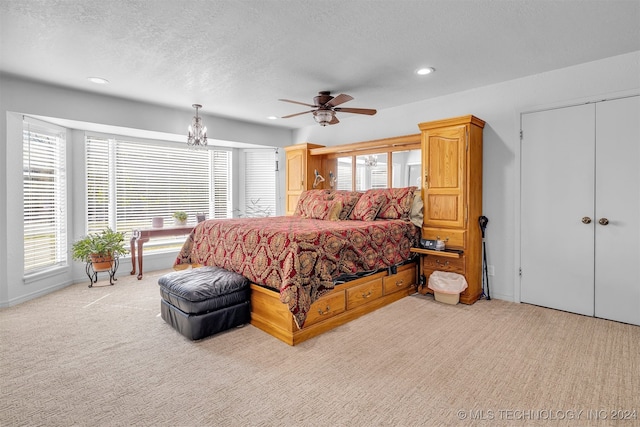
[598,218,609,226]
[581,217,592,224]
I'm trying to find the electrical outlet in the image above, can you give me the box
[487,265,495,276]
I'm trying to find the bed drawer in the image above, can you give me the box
[383,268,415,295]
[422,254,465,274]
[346,278,383,310]
[305,291,346,327]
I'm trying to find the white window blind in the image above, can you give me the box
[336,157,353,190]
[212,151,231,219]
[243,149,276,217]
[86,135,231,250]
[371,167,388,189]
[86,136,110,232]
[23,119,67,273]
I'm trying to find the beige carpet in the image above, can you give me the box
[1,269,638,427]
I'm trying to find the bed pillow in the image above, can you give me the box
[293,189,333,217]
[331,190,362,220]
[300,197,343,220]
[409,190,423,228]
[349,191,386,221]
[376,186,418,221]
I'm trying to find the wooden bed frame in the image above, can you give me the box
[250,133,423,345]
[250,262,416,345]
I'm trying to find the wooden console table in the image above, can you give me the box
[130,226,194,279]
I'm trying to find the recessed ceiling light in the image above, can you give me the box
[267,116,278,120]
[416,67,435,75]
[88,77,109,85]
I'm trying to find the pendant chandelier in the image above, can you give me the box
[187,104,208,148]
[364,155,378,167]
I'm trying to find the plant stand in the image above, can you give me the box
[85,256,119,288]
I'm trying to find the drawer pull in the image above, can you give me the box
[317,305,331,315]
[361,291,372,299]
[436,260,450,266]
[395,279,404,287]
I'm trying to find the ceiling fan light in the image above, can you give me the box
[313,110,333,126]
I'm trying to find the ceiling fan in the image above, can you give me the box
[279,91,377,126]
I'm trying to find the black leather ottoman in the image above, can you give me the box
[158,266,250,340]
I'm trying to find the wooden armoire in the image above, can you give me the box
[284,143,324,215]
[418,115,485,304]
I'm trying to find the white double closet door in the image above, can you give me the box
[521,96,639,326]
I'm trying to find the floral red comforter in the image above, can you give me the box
[174,216,419,327]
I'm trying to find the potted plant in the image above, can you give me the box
[72,228,129,271]
[172,211,188,226]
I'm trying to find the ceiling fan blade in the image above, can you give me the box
[279,98,317,108]
[281,109,316,119]
[334,107,377,115]
[326,94,353,108]
[329,115,340,125]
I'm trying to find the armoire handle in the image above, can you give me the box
[599,218,609,226]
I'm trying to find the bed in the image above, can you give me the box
[174,187,420,343]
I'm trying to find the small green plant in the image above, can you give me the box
[71,228,128,263]
[172,211,188,222]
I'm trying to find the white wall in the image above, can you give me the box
[0,74,293,306]
[294,51,640,302]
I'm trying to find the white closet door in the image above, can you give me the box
[594,96,640,326]
[521,104,595,316]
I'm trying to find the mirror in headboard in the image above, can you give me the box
[355,153,388,190]
[307,133,422,192]
[391,149,422,189]
[335,156,353,190]
[334,149,420,191]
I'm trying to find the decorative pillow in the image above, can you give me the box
[376,186,418,220]
[293,189,333,217]
[331,190,362,220]
[349,191,386,221]
[326,200,343,221]
[306,199,343,220]
[409,190,423,228]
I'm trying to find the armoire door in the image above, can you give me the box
[520,104,596,316]
[422,125,466,229]
[594,96,640,325]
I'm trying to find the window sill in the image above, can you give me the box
[23,265,69,285]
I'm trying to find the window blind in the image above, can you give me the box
[212,151,231,219]
[85,136,110,233]
[243,149,276,217]
[23,120,67,273]
[113,139,211,231]
[371,167,388,189]
[86,135,231,251]
[336,158,353,191]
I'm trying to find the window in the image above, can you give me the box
[243,149,276,217]
[86,134,231,250]
[23,119,67,273]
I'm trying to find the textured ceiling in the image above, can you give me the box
[1,0,639,129]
